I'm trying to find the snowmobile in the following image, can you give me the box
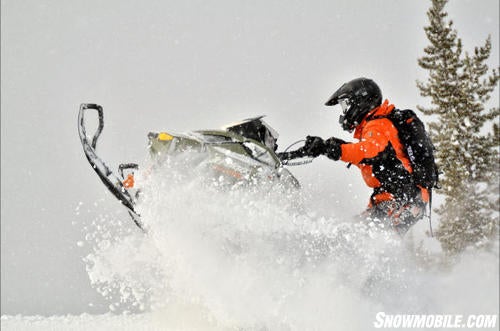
[78,103,301,231]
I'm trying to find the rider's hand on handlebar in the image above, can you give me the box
[303,136,326,157]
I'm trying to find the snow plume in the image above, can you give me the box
[83,153,499,331]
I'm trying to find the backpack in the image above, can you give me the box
[370,109,439,190]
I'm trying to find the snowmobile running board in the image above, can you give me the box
[78,103,144,231]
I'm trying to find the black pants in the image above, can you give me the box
[364,199,427,235]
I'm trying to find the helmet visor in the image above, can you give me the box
[338,98,354,131]
[339,98,351,114]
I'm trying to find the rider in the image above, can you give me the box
[283,78,430,235]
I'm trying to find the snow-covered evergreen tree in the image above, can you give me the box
[417,0,499,254]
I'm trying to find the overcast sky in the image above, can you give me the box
[1,0,499,315]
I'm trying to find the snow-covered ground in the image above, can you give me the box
[1,314,152,331]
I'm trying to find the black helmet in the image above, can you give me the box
[325,78,382,132]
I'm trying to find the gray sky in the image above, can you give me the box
[1,0,499,315]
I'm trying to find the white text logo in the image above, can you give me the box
[374,312,498,329]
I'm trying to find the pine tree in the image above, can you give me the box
[417,0,499,254]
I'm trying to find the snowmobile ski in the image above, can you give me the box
[78,103,144,231]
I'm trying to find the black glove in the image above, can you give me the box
[324,137,347,161]
[303,136,326,157]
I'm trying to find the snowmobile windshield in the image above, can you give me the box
[261,119,279,151]
[223,116,279,151]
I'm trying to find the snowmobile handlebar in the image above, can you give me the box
[276,138,315,166]
[277,147,308,161]
[277,146,314,166]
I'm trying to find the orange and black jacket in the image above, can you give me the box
[339,100,429,205]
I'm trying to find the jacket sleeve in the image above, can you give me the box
[339,120,391,165]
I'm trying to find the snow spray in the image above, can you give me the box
[84,153,499,330]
